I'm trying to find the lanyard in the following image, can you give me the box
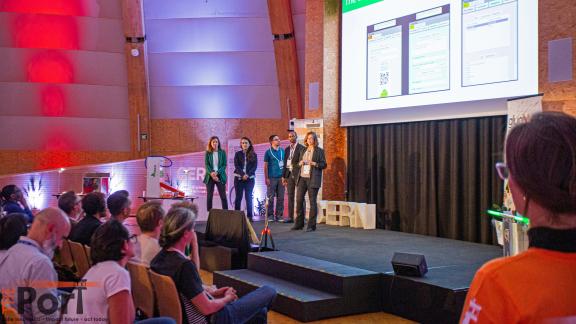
[18,239,42,253]
[289,144,296,160]
[268,147,284,163]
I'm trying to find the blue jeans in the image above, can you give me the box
[212,286,277,324]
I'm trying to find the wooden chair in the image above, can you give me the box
[58,239,75,269]
[68,240,91,278]
[84,245,92,266]
[126,262,155,318]
[149,270,182,324]
[2,305,23,324]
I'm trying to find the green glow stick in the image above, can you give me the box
[487,209,530,225]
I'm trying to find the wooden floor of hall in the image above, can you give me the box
[200,270,414,324]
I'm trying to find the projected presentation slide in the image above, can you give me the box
[462,0,518,86]
[367,23,402,99]
[341,0,538,126]
[366,6,450,99]
[408,7,450,94]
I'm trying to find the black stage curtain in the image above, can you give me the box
[347,116,506,244]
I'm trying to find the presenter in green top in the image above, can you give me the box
[204,136,228,211]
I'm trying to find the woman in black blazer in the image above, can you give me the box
[233,137,258,221]
[292,131,327,232]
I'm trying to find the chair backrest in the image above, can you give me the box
[205,209,250,254]
[148,270,182,324]
[68,240,90,278]
[59,239,75,268]
[84,245,91,266]
[126,262,155,318]
[2,305,23,324]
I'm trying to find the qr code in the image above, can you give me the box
[379,72,389,86]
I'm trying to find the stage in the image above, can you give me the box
[195,221,502,323]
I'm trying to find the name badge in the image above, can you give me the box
[278,161,284,169]
[302,164,311,176]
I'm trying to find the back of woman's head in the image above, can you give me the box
[506,112,576,214]
[1,185,17,202]
[90,220,129,264]
[159,207,196,248]
[82,192,106,217]
[0,213,28,250]
[137,201,165,232]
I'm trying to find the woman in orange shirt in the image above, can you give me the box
[460,112,576,324]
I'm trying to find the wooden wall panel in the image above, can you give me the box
[539,0,576,115]
[273,39,303,119]
[121,0,144,37]
[267,0,294,34]
[304,0,323,118]
[322,2,346,201]
[122,0,151,158]
[268,0,303,120]
[0,151,131,176]
[150,118,289,156]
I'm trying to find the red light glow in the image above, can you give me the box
[13,14,79,50]
[41,86,66,116]
[2,0,85,169]
[26,51,74,83]
[0,0,85,16]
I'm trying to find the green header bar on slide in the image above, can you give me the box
[342,0,383,13]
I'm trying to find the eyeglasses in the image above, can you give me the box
[495,162,509,180]
[273,138,280,141]
[241,141,249,144]
[128,234,138,244]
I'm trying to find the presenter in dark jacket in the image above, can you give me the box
[281,131,305,223]
[292,131,327,232]
[233,137,257,221]
[204,136,228,211]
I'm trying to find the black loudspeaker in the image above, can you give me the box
[391,252,428,277]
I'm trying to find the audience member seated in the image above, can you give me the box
[69,192,106,246]
[460,112,576,323]
[0,208,70,322]
[108,190,132,223]
[64,220,175,324]
[123,214,142,236]
[151,207,277,324]
[0,213,29,258]
[168,201,201,271]
[58,191,83,224]
[133,201,165,266]
[1,184,34,223]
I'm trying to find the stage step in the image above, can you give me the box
[214,269,344,322]
[213,251,382,322]
[247,251,381,296]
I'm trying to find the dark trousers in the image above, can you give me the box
[234,178,255,219]
[285,175,304,221]
[266,177,284,219]
[212,285,276,324]
[206,178,228,211]
[295,177,319,230]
